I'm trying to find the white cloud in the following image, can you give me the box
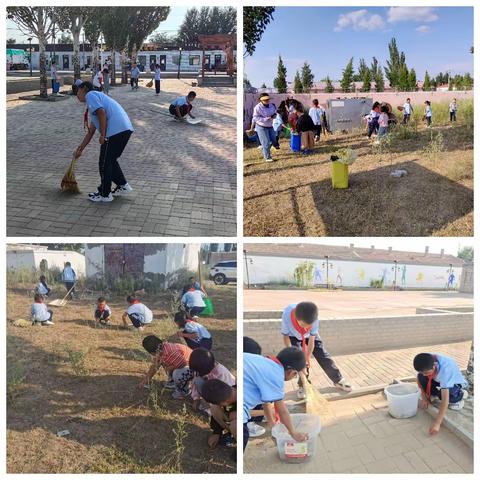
[387,7,439,23]
[416,25,431,34]
[334,10,385,32]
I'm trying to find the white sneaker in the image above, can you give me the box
[112,183,133,196]
[297,386,306,400]
[334,378,353,392]
[247,421,266,437]
[89,193,113,202]
[462,390,469,401]
[265,158,273,162]
[88,190,100,198]
[449,399,465,411]
[42,320,54,326]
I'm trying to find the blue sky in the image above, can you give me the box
[6,7,189,43]
[245,7,473,87]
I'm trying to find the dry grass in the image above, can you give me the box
[6,283,236,474]
[244,112,473,237]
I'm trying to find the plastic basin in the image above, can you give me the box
[290,133,301,152]
[272,414,321,463]
[384,383,420,419]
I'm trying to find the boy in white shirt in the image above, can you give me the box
[181,288,206,319]
[174,311,213,350]
[424,100,432,127]
[309,99,324,142]
[36,275,51,297]
[122,295,153,331]
[402,98,413,124]
[31,294,54,326]
[449,98,457,122]
[94,296,112,326]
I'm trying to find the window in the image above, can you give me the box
[171,55,179,65]
[189,55,200,66]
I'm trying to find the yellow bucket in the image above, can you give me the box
[331,161,349,189]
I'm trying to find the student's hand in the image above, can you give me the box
[74,146,83,159]
[176,330,183,337]
[419,398,429,410]
[207,433,221,449]
[428,421,441,436]
[291,430,308,442]
[99,134,106,145]
[137,377,149,390]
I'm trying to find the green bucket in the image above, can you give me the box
[200,297,214,317]
[284,126,291,139]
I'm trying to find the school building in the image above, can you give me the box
[243,243,466,290]
[6,244,86,276]
[7,42,237,74]
[85,243,201,287]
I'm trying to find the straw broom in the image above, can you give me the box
[61,155,81,193]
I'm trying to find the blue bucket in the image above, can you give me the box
[53,81,60,93]
[290,133,301,152]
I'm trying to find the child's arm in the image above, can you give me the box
[306,336,315,365]
[75,123,96,158]
[138,361,159,388]
[188,108,195,119]
[177,330,198,340]
[429,389,449,435]
[262,402,277,428]
[275,400,308,442]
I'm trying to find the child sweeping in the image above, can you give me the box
[174,311,213,350]
[139,335,193,399]
[414,353,468,435]
[73,81,134,202]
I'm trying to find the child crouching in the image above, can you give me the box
[31,293,54,326]
[174,311,213,350]
[94,296,112,326]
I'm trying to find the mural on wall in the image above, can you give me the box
[401,265,407,288]
[313,266,323,285]
[357,268,366,280]
[294,261,315,288]
[336,267,343,286]
[416,272,425,283]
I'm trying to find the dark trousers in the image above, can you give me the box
[426,116,432,127]
[169,103,192,117]
[51,79,55,92]
[187,306,205,318]
[450,111,456,122]
[289,336,342,384]
[64,282,75,298]
[403,113,411,124]
[184,336,213,351]
[155,79,160,94]
[367,119,378,138]
[95,310,110,322]
[98,130,132,197]
[130,77,138,88]
[417,373,464,403]
[314,125,321,138]
[243,422,249,451]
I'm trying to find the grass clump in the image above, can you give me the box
[65,347,89,376]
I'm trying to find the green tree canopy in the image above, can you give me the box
[384,37,407,90]
[371,57,385,92]
[243,6,274,56]
[301,61,314,93]
[361,68,371,92]
[273,55,287,93]
[293,70,303,93]
[324,75,334,93]
[340,57,354,93]
[408,68,417,91]
[423,70,432,91]
[458,246,474,262]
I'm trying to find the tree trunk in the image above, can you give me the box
[466,341,474,394]
[111,50,116,86]
[72,30,80,81]
[121,49,128,84]
[38,30,48,98]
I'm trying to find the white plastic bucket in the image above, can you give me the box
[271,414,321,463]
[384,383,420,419]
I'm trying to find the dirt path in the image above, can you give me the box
[7,285,236,473]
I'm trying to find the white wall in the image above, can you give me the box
[6,251,35,270]
[85,245,104,279]
[7,250,85,276]
[244,254,462,290]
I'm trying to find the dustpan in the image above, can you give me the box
[48,284,75,307]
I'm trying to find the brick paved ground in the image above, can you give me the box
[288,341,471,393]
[7,79,236,237]
[244,391,473,473]
[244,289,473,318]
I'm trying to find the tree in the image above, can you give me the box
[361,68,371,92]
[397,63,409,91]
[243,6,275,56]
[7,38,17,45]
[40,243,85,252]
[463,73,473,90]
[423,71,432,91]
[7,7,57,98]
[293,70,303,93]
[458,246,474,262]
[354,58,368,82]
[408,68,417,91]
[273,55,287,93]
[371,57,384,92]
[384,37,406,90]
[340,57,354,93]
[301,61,314,93]
[324,76,334,93]
[178,6,236,47]
[149,31,177,46]
[84,15,103,74]
[58,32,73,44]
[55,7,95,81]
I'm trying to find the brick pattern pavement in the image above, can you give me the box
[7,79,236,236]
[244,392,473,473]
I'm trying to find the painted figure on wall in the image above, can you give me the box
[336,268,343,286]
[401,265,407,287]
[447,271,455,289]
[314,266,323,285]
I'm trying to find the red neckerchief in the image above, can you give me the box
[34,300,43,304]
[131,300,140,305]
[98,304,105,312]
[426,355,438,401]
[185,319,197,324]
[290,309,312,355]
[267,356,282,423]
[188,288,196,292]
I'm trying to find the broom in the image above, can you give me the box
[145,79,153,88]
[61,155,81,193]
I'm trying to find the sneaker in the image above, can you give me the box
[462,390,469,401]
[112,183,133,196]
[297,386,306,400]
[89,193,113,203]
[88,190,100,198]
[449,399,465,411]
[247,421,266,437]
[220,433,235,447]
[42,320,55,326]
[256,145,263,149]
[265,158,273,162]
[164,380,175,390]
[334,378,353,392]
[172,389,191,399]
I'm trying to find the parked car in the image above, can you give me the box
[209,260,237,285]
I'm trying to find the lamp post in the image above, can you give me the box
[27,37,33,77]
[177,46,182,79]
[391,260,400,291]
[243,250,252,289]
[82,32,85,70]
[322,255,333,289]
[52,21,56,63]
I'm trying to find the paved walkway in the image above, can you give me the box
[244,290,473,318]
[7,79,236,236]
[244,392,473,473]
[288,341,471,394]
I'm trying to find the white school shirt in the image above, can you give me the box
[36,282,49,295]
[154,68,161,81]
[449,102,457,113]
[125,303,153,324]
[181,290,206,308]
[281,303,319,340]
[309,106,323,125]
[403,102,412,115]
[183,320,211,340]
[93,71,103,88]
[95,304,112,316]
[31,302,50,322]
[425,105,432,117]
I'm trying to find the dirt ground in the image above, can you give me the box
[244,121,473,237]
[6,282,237,473]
